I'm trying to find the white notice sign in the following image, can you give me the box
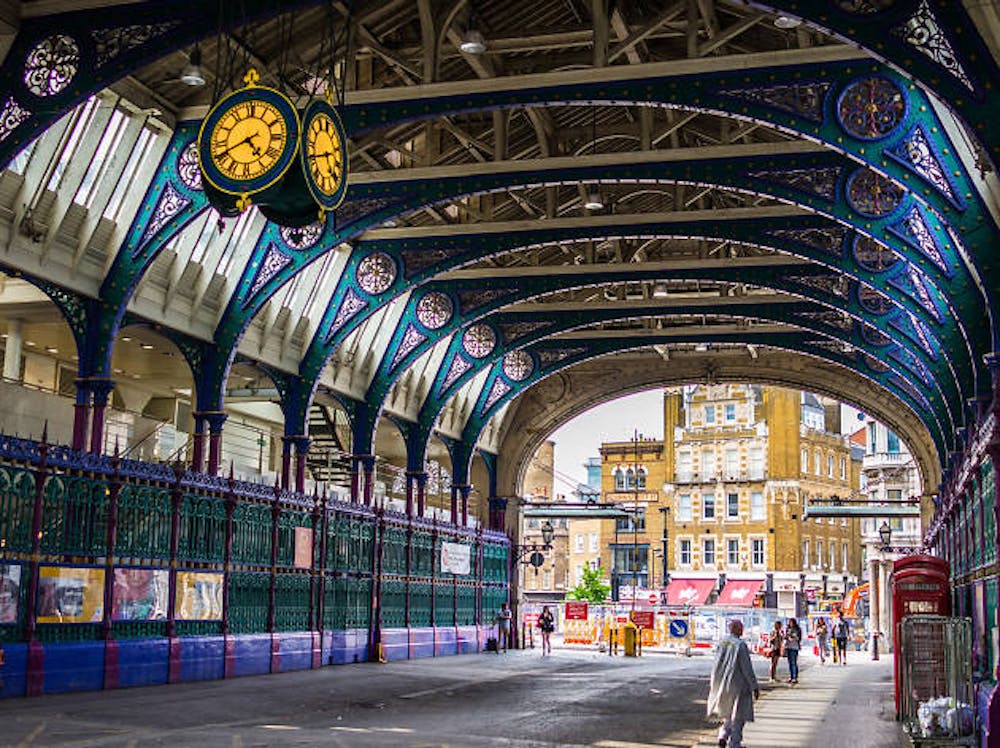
[441,541,471,575]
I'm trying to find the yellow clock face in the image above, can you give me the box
[306,113,345,196]
[209,100,288,181]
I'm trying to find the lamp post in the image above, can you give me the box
[871,521,892,661]
[658,506,670,596]
[632,429,641,615]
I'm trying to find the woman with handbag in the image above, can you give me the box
[784,618,802,684]
[538,605,555,656]
[815,617,829,665]
[768,620,784,682]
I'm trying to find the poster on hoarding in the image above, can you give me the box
[175,571,223,620]
[113,568,169,621]
[440,541,471,575]
[565,602,588,620]
[0,564,20,623]
[631,610,655,628]
[294,527,313,569]
[37,566,104,624]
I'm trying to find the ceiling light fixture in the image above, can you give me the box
[459,29,486,55]
[695,343,709,352]
[584,189,604,211]
[774,15,802,29]
[45,347,58,354]
[180,45,207,87]
[140,343,154,350]
[652,282,669,298]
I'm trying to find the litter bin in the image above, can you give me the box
[623,621,638,657]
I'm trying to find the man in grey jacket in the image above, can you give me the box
[707,619,760,748]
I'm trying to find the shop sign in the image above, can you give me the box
[631,610,655,628]
[565,601,589,620]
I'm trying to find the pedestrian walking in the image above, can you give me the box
[832,610,850,665]
[784,617,802,684]
[496,602,513,652]
[707,619,760,748]
[815,616,829,665]
[768,620,784,682]
[538,605,554,656]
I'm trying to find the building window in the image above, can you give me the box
[678,494,692,521]
[725,403,736,422]
[705,405,716,424]
[614,468,626,490]
[575,534,584,552]
[544,570,552,588]
[677,451,692,482]
[724,447,739,478]
[680,539,692,565]
[704,538,716,565]
[727,538,739,565]
[816,540,824,569]
[703,493,716,520]
[888,489,902,502]
[842,543,848,571]
[727,492,739,519]
[616,508,646,532]
[803,539,810,567]
[829,541,836,570]
[840,456,846,480]
[624,467,636,489]
[750,492,765,521]
[814,450,822,475]
[749,447,764,479]
[887,430,900,453]
[752,538,765,567]
[801,448,809,473]
[702,448,716,479]
[827,455,834,478]
[636,467,647,489]
[589,533,599,552]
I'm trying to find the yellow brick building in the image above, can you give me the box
[584,385,863,617]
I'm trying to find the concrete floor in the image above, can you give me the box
[0,649,905,747]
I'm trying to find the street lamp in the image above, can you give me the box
[514,519,554,569]
[878,521,892,550]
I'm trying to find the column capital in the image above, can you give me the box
[354,454,376,471]
[488,497,509,512]
[81,378,116,403]
[201,411,228,432]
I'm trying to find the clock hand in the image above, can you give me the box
[222,134,256,158]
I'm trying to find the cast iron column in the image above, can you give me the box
[205,412,227,476]
[88,379,115,454]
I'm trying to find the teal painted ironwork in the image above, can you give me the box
[231,502,273,567]
[0,466,35,554]
[228,571,270,634]
[177,493,227,564]
[116,483,172,561]
[274,572,311,632]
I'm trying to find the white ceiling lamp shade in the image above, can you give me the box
[774,15,803,29]
[652,282,669,298]
[180,45,206,86]
[584,187,604,211]
[460,28,487,54]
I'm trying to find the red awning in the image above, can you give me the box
[716,578,765,606]
[664,578,716,606]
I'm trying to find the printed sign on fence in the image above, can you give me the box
[113,568,169,620]
[175,571,223,620]
[294,527,313,569]
[0,564,20,624]
[565,601,589,620]
[37,565,105,624]
[631,610,655,629]
[440,541,471,575]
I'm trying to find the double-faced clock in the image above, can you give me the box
[301,98,349,212]
[198,71,300,205]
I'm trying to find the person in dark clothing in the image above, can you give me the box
[784,618,802,684]
[831,610,850,665]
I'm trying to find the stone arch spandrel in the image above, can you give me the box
[493,348,940,503]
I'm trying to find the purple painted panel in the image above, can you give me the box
[0,643,27,697]
[328,628,368,665]
[409,627,435,659]
[116,638,169,688]
[277,633,313,672]
[232,634,271,677]
[434,626,457,657]
[381,628,410,662]
[456,626,478,654]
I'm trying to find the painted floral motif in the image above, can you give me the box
[462,324,496,358]
[390,325,427,370]
[137,182,191,252]
[846,168,904,217]
[853,235,898,272]
[280,221,323,249]
[767,227,847,258]
[893,207,947,272]
[537,347,586,367]
[0,97,30,143]
[858,286,895,315]
[176,141,202,191]
[356,252,396,295]
[837,76,906,140]
[441,354,473,391]
[888,264,942,322]
[502,351,534,381]
[24,35,79,97]
[247,244,292,301]
[892,0,974,92]
[890,127,957,203]
[747,167,841,201]
[718,82,831,123]
[327,288,367,339]
[416,292,453,330]
[92,22,180,67]
[483,378,512,411]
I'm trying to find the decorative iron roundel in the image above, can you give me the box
[280,221,323,249]
[462,324,496,358]
[356,252,396,294]
[846,168,904,217]
[858,285,894,315]
[416,292,453,330]
[502,351,534,381]
[177,142,202,191]
[837,76,906,140]
[24,35,79,97]
[853,235,898,272]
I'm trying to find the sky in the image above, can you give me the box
[546,388,866,496]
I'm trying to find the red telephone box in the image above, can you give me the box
[891,554,951,714]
